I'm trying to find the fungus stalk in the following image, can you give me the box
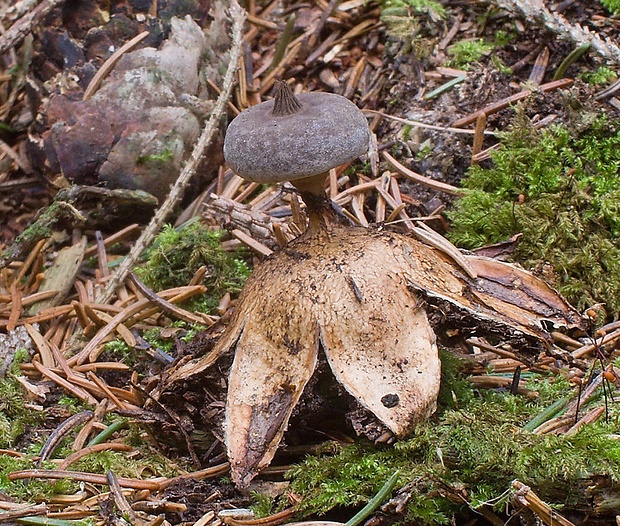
[271,82,338,234]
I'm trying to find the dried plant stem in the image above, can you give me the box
[493,0,620,65]
[98,0,247,304]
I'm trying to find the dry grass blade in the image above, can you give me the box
[452,78,574,127]
[83,31,150,100]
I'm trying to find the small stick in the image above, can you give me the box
[452,78,573,128]
[382,151,463,195]
[8,469,162,491]
[107,470,138,522]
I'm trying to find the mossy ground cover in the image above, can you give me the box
[283,355,620,524]
[135,220,250,314]
[448,112,620,317]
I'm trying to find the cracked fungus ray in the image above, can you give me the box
[217,225,442,487]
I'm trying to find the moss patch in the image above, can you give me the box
[447,113,620,316]
[286,357,620,524]
[446,39,495,69]
[136,221,250,314]
[0,349,42,448]
[600,0,620,14]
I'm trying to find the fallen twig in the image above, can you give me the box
[511,480,576,526]
[452,78,573,128]
[494,0,620,65]
[0,0,64,55]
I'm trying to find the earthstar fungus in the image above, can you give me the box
[197,83,585,488]
[220,83,442,487]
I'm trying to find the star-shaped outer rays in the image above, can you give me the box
[209,220,585,487]
[217,223,442,487]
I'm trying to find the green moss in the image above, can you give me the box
[137,148,174,165]
[446,39,495,69]
[0,455,76,502]
[448,113,620,316]
[0,349,42,447]
[601,0,620,14]
[580,66,618,85]
[380,0,445,19]
[250,492,277,518]
[286,361,620,524]
[379,0,445,52]
[136,220,251,314]
[71,446,176,479]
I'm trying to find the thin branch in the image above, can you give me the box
[98,0,247,304]
[0,0,64,55]
[493,0,620,66]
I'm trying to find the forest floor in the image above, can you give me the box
[2,0,620,525]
